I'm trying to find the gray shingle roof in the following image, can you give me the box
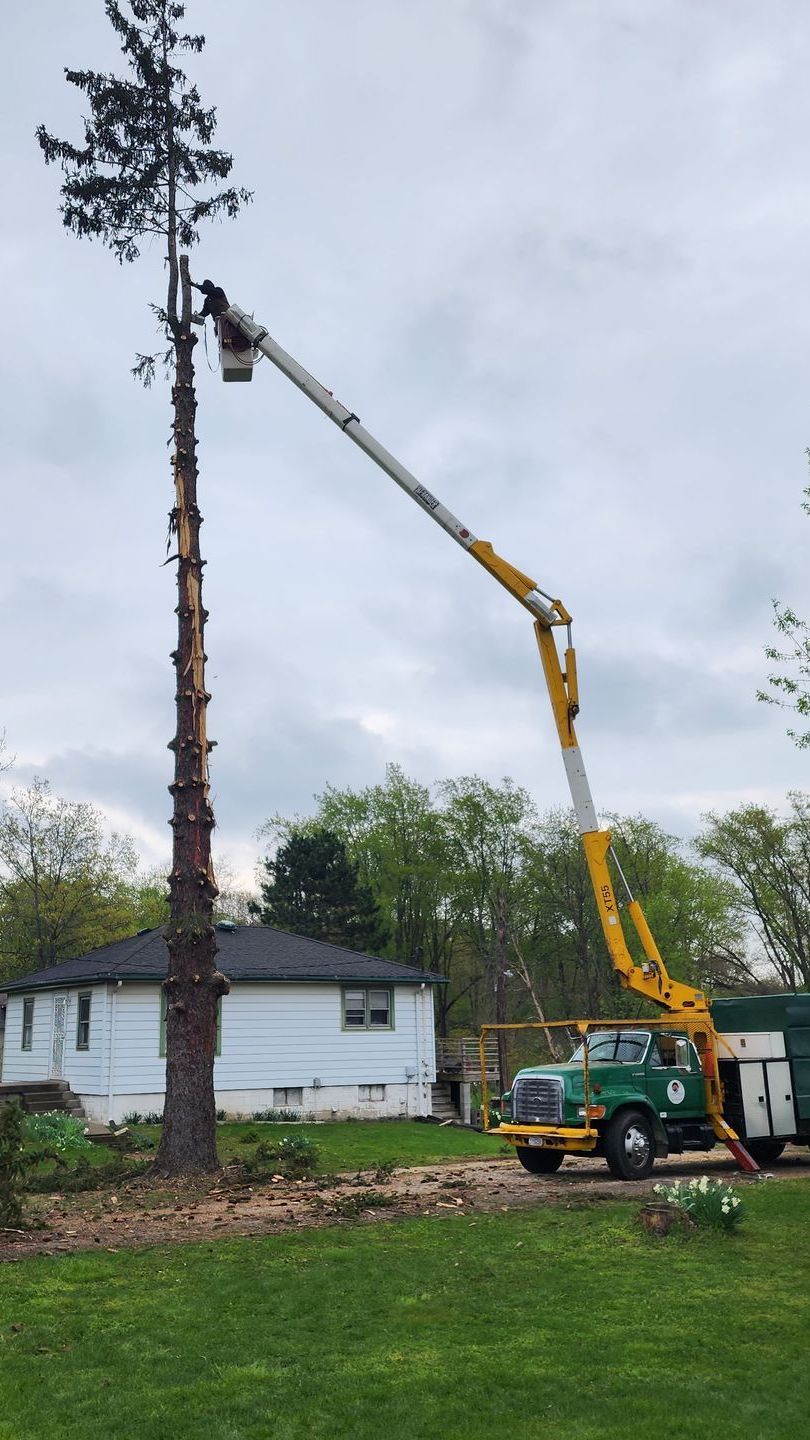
[3,926,445,992]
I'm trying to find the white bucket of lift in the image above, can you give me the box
[217,316,255,382]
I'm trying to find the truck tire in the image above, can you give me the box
[604,1109,655,1181]
[516,1146,565,1175]
[745,1139,786,1166]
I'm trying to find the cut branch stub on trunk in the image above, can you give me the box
[154,256,228,1177]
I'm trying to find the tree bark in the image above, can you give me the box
[154,255,228,1177]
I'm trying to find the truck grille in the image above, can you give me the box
[512,1076,563,1125]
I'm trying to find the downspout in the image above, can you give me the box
[419,983,430,1118]
[107,980,122,1124]
[414,987,425,1118]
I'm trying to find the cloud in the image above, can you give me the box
[1,0,808,889]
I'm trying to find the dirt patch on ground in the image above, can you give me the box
[3,1146,809,1262]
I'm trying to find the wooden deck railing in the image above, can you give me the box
[435,1035,499,1081]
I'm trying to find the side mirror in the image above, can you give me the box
[675,1038,691,1071]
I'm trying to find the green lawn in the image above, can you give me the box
[2,1180,808,1439]
[134,1119,505,1172]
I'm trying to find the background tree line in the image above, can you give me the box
[0,777,253,986]
[255,766,810,1041]
[2,766,809,1034]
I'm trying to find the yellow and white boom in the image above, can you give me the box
[220,301,707,1021]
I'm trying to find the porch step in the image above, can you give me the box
[430,1082,461,1122]
[0,1079,86,1119]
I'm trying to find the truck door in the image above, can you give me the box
[645,1033,705,1119]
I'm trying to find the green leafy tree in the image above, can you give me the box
[253,830,388,954]
[696,795,810,989]
[440,776,538,1091]
[0,779,139,982]
[37,0,250,1175]
[315,767,472,1034]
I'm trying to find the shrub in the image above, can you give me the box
[239,1128,261,1145]
[251,1108,303,1123]
[329,1189,395,1217]
[141,1111,163,1125]
[653,1175,745,1233]
[122,1112,143,1125]
[275,1134,321,1177]
[25,1112,91,1153]
[243,1133,322,1180]
[1,1102,37,1227]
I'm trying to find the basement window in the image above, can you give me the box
[76,993,92,1051]
[359,1084,385,1102]
[342,988,393,1030]
[273,1088,303,1108]
[21,997,34,1051]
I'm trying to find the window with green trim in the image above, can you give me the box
[21,997,34,1051]
[342,987,393,1030]
[76,992,92,1050]
[160,992,222,1056]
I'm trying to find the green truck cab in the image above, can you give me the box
[498,1028,715,1181]
[496,997,810,1180]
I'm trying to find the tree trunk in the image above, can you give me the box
[154,255,228,1177]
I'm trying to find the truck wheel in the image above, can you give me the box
[516,1146,565,1174]
[604,1110,655,1181]
[745,1139,786,1166]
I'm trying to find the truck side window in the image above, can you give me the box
[660,1035,681,1066]
[648,1039,665,1068]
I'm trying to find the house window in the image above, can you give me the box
[76,993,92,1051]
[273,1087,303,1108]
[160,992,222,1056]
[359,1084,385,1102]
[21,997,34,1051]
[342,988,393,1030]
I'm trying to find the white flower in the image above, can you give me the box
[721,1200,730,1213]
[732,1197,741,1208]
[698,1175,709,1193]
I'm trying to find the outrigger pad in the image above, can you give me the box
[724,1138,760,1173]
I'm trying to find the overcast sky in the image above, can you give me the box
[1,0,808,885]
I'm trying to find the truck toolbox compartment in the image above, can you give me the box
[717,1030,786,1060]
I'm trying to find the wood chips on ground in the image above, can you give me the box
[2,1147,808,1262]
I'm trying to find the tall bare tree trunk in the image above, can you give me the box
[154,255,228,1177]
[508,933,563,1060]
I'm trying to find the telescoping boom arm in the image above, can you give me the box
[222,301,706,1020]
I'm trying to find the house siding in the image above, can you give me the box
[111,982,431,1091]
[1,992,52,1082]
[1,986,108,1093]
[3,979,437,1123]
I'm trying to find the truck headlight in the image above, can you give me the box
[577,1104,606,1119]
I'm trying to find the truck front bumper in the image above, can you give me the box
[490,1124,599,1155]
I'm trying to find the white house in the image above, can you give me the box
[0,922,444,1124]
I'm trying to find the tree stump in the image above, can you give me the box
[639,1202,694,1237]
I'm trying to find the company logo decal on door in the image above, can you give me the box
[666,1079,686,1105]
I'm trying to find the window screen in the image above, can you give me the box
[76,993,92,1050]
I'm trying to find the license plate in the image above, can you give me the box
[527,1137,545,1147]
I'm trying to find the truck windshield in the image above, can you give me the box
[569,1030,651,1064]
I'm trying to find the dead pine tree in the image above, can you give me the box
[37,0,251,1175]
